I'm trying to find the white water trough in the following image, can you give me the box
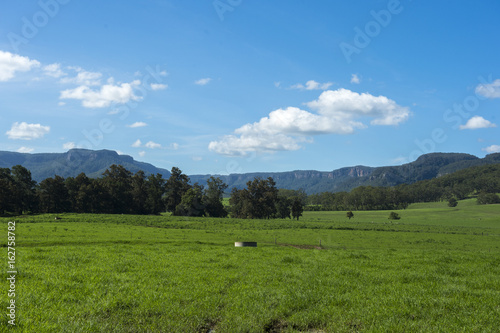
[234,241,257,247]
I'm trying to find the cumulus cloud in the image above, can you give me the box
[150,83,168,90]
[209,88,410,156]
[43,63,66,78]
[139,151,146,157]
[6,122,50,140]
[291,80,333,91]
[476,79,500,99]
[60,80,141,108]
[131,139,142,147]
[17,147,34,153]
[351,74,361,84]
[482,145,500,154]
[127,122,147,128]
[306,89,410,126]
[0,51,40,81]
[195,78,212,86]
[459,116,496,130]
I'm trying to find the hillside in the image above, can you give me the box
[1,149,499,194]
[190,153,500,194]
[0,149,171,182]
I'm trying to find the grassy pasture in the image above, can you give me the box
[1,201,500,332]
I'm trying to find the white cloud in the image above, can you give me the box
[127,122,147,128]
[145,141,162,149]
[131,139,142,147]
[291,80,333,91]
[6,122,50,140]
[63,142,76,150]
[171,143,179,150]
[43,63,66,78]
[476,79,500,99]
[195,78,212,85]
[459,116,497,130]
[150,83,168,90]
[209,133,304,156]
[17,147,34,153]
[209,88,410,156]
[351,74,361,84]
[60,80,141,108]
[139,151,146,157]
[60,69,102,86]
[274,82,281,88]
[0,51,40,81]
[306,88,410,126]
[482,145,500,153]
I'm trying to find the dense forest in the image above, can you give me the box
[1,163,499,217]
[0,165,226,217]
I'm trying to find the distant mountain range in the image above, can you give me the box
[0,149,171,181]
[1,149,500,194]
[190,153,500,194]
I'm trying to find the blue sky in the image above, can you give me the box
[1,0,500,175]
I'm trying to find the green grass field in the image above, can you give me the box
[2,200,500,332]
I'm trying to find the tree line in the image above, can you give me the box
[2,162,497,216]
[0,165,305,219]
[0,165,229,217]
[307,164,500,210]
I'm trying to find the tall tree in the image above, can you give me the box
[38,175,70,213]
[291,197,304,220]
[204,176,228,218]
[276,196,291,219]
[11,165,37,214]
[145,173,167,215]
[101,165,133,214]
[165,167,191,213]
[175,184,205,217]
[131,171,148,215]
[0,168,15,214]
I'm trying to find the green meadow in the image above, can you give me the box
[2,199,500,332]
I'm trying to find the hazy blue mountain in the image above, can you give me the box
[0,149,171,182]
[1,149,499,194]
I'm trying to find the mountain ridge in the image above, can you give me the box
[1,149,499,194]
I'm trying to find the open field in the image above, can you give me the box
[2,201,500,332]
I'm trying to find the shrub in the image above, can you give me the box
[477,193,500,205]
[388,212,401,220]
